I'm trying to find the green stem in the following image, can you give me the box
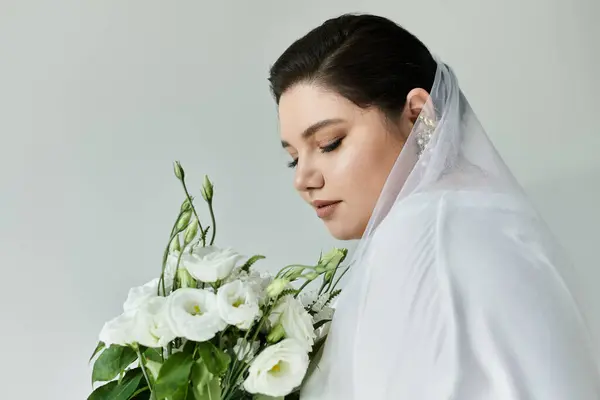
[317,278,328,296]
[224,303,275,396]
[136,347,155,400]
[294,279,312,298]
[129,386,149,398]
[180,179,206,247]
[208,199,216,245]
[330,266,350,293]
[276,264,315,279]
[323,270,336,294]
[158,218,180,296]
[172,246,186,291]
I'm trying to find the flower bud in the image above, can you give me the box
[266,323,286,344]
[324,269,335,284]
[173,161,185,180]
[302,272,319,281]
[266,278,289,298]
[180,199,192,212]
[319,248,348,271]
[282,266,305,281]
[169,236,181,253]
[201,175,214,202]
[314,265,326,274]
[176,210,192,232]
[184,217,199,245]
[177,267,196,289]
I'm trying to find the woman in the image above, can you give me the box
[269,14,600,399]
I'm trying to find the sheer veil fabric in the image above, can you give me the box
[300,57,600,399]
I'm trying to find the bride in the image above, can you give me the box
[268,13,600,399]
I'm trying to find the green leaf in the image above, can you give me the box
[87,368,144,400]
[129,387,151,400]
[254,395,284,400]
[240,255,265,272]
[182,339,197,355]
[170,383,190,400]
[191,361,221,400]
[278,289,298,298]
[143,347,163,363]
[197,341,231,377]
[325,289,341,305]
[89,341,106,364]
[190,360,212,397]
[88,381,118,400]
[155,352,194,400]
[92,345,138,383]
[145,360,162,382]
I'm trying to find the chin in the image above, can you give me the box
[325,221,363,241]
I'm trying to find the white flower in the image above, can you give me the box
[100,297,175,348]
[99,310,136,346]
[123,278,161,312]
[132,296,176,347]
[123,256,183,311]
[227,269,273,305]
[298,291,318,309]
[216,280,261,330]
[269,295,315,351]
[233,338,260,361]
[313,305,334,324]
[166,288,226,341]
[243,339,309,397]
[180,246,244,283]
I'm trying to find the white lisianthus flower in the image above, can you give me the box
[216,280,261,330]
[166,288,226,341]
[131,296,176,347]
[243,339,309,397]
[269,295,315,351]
[100,297,175,348]
[226,269,273,305]
[123,255,182,311]
[123,278,161,312]
[233,338,260,361]
[179,246,244,283]
[99,310,136,346]
[298,291,318,309]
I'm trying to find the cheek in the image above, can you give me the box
[330,135,402,206]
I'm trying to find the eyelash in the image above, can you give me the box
[287,137,343,169]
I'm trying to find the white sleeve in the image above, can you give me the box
[443,202,600,399]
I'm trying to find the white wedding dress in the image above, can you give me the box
[300,58,600,399]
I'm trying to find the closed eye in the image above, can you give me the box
[320,137,343,153]
[286,138,343,169]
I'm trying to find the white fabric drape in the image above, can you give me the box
[300,58,600,399]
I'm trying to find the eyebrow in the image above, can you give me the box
[281,118,345,148]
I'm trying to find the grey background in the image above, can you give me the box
[0,1,598,398]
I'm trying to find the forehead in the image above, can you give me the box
[278,83,357,139]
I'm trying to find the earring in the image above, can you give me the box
[415,114,436,158]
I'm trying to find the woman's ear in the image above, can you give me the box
[404,88,430,123]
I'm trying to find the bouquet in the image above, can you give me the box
[88,162,348,400]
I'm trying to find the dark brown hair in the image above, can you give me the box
[269,14,437,120]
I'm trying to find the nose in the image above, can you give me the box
[294,159,324,193]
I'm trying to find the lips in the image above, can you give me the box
[312,200,342,219]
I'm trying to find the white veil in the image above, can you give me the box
[301,57,600,399]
